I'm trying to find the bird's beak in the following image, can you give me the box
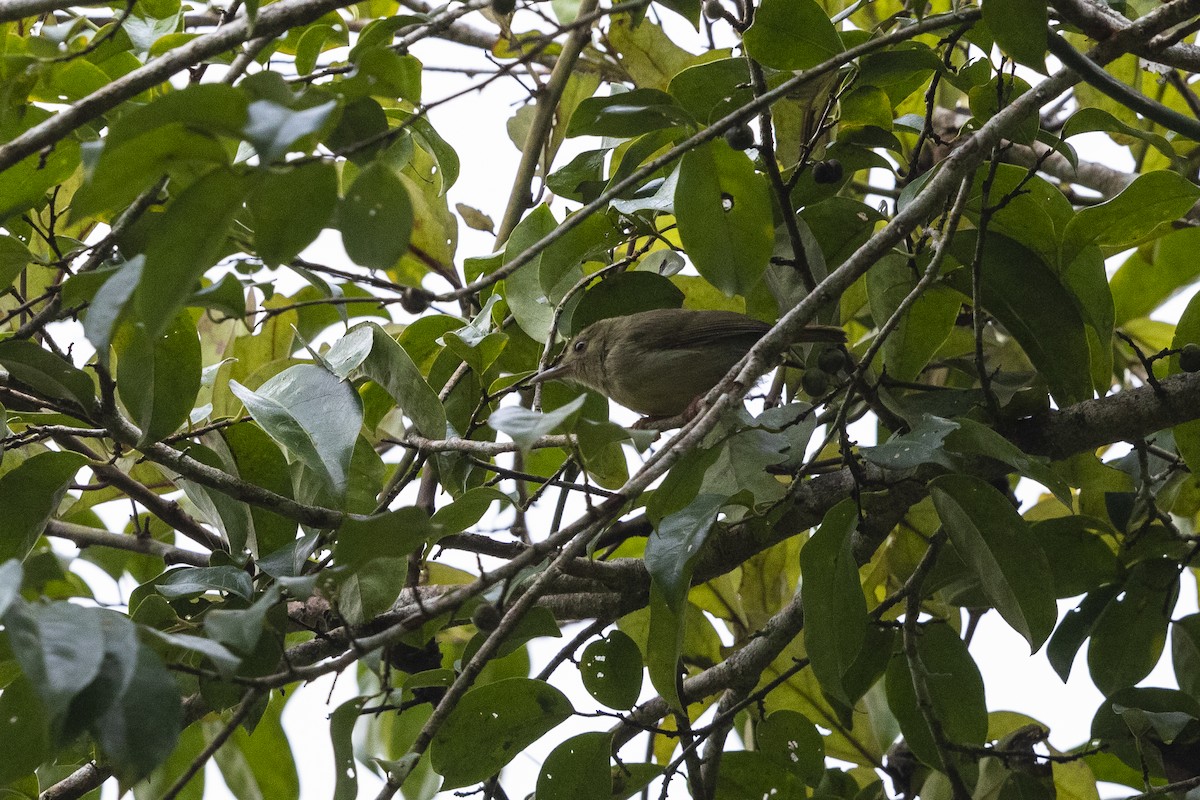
[529,362,572,384]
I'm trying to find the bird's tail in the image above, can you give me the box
[796,324,847,343]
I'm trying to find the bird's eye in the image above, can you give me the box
[573,339,587,353]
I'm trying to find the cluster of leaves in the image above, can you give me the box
[4,0,1200,797]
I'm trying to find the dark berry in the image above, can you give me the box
[801,368,829,397]
[471,603,502,631]
[492,0,516,13]
[812,159,844,184]
[817,347,847,374]
[724,123,754,151]
[400,288,430,314]
[1181,343,1200,373]
[703,0,724,19]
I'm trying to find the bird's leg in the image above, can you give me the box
[629,394,709,430]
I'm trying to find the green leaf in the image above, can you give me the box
[675,139,774,297]
[930,475,1057,650]
[190,272,248,320]
[248,161,338,267]
[0,676,51,786]
[885,623,987,768]
[0,115,80,221]
[757,710,825,784]
[89,613,182,782]
[610,763,662,799]
[210,692,299,800]
[606,13,694,90]
[643,583,686,712]
[488,395,587,453]
[74,128,228,221]
[174,442,253,555]
[743,0,843,70]
[0,451,87,563]
[337,162,414,269]
[968,75,1039,146]
[537,731,613,800]
[1062,108,1179,170]
[349,49,422,104]
[1047,585,1120,682]
[1172,614,1200,701]
[222,422,298,558]
[840,85,893,131]
[861,414,959,470]
[1062,171,1200,265]
[645,493,725,612]
[865,254,960,382]
[335,506,436,567]
[0,339,95,411]
[295,23,337,75]
[230,364,363,500]
[243,99,338,163]
[566,89,692,138]
[0,235,32,292]
[1031,517,1118,597]
[3,600,105,727]
[567,272,684,335]
[105,83,248,150]
[325,96,389,164]
[325,322,446,439]
[135,167,252,339]
[643,494,724,711]
[157,566,255,601]
[579,630,644,710]
[431,487,511,534]
[203,587,280,656]
[115,312,202,445]
[982,0,1047,71]
[1112,230,1200,325]
[715,751,807,800]
[462,605,562,665]
[801,499,869,706]
[1171,290,1200,471]
[331,696,368,800]
[144,629,242,675]
[409,115,461,195]
[668,58,752,125]
[949,232,1093,406]
[0,558,21,617]
[504,204,563,342]
[430,677,573,790]
[337,559,408,625]
[1088,558,1178,696]
[83,256,144,354]
[945,418,1073,507]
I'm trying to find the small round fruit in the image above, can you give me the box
[471,603,502,631]
[492,0,516,13]
[401,288,430,314]
[817,347,847,374]
[724,123,754,151]
[801,368,830,397]
[1181,343,1200,373]
[812,159,844,184]
[703,0,724,19]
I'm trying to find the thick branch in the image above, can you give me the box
[0,0,354,173]
[45,520,210,567]
[495,0,600,242]
[0,0,108,23]
[1011,371,1200,460]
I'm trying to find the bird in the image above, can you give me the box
[530,308,845,422]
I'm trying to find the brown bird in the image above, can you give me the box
[532,308,845,420]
